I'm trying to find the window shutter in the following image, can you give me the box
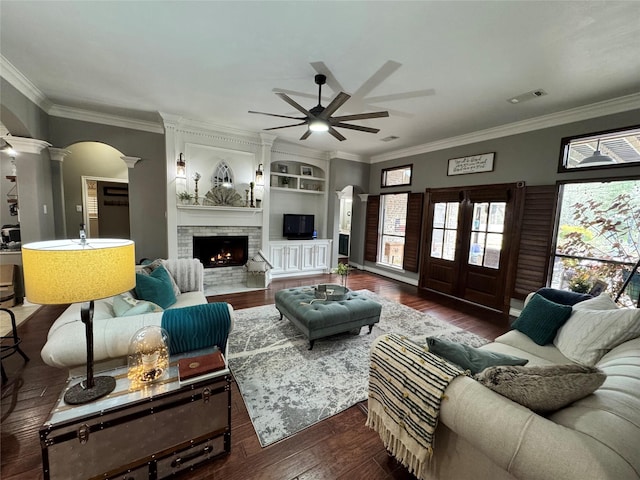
[513,185,558,299]
[364,195,380,263]
[403,192,423,272]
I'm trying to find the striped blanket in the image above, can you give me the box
[366,334,466,479]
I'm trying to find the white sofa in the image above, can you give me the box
[372,293,640,480]
[41,258,233,375]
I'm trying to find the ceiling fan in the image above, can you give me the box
[249,74,389,141]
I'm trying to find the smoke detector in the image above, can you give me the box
[507,89,547,104]
[380,135,400,142]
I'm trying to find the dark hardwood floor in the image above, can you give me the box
[1,270,509,480]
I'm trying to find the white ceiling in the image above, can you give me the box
[1,1,640,159]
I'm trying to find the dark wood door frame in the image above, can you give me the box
[419,183,525,316]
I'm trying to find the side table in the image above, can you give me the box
[40,355,231,480]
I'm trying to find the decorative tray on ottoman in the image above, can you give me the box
[314,284,350,301]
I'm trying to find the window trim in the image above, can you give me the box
[381,164,413,188]
[377,191,410,270]
[557,124,640,173]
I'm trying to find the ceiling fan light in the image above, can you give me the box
[309,119,329,132]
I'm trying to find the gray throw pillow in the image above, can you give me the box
[426,337,528,375]
[475,364,606,412]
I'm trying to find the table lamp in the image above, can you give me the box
[22,237,135,404]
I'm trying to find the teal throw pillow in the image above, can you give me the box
[511,293,573,346]
[113,294,163,317]
[135,265,177,309]
[426,337,528,374]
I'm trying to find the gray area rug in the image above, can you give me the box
[227,289,489,447]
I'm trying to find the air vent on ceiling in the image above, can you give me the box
[507,89,547,104]
[380,135,400,142]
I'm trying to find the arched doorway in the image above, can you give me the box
[63,142,130,239]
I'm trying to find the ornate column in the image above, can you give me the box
[5,136,52,243]
[259,133,276,251]
[48,147,71,239]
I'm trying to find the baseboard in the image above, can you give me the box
[357,264,419,287]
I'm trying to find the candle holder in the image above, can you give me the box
[193,172,201,205]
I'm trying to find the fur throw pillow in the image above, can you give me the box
[475,364,606,413]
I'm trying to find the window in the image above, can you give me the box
[468,202,505,269]
[381,164,412,187]
[559,125,640,172]
[378,193,408,268]
[551,179,640,306]
[430,202,459,261]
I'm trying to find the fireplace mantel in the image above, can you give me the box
[177,205,263,227]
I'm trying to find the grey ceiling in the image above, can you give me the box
[1,1,640,157]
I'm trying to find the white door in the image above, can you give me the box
[285,244,302,272]
[269,244,287,275]
[301,244,316,270]
[315,242,330,270]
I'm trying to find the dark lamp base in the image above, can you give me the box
[64,376,116,405]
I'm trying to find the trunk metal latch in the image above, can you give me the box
[77,424,90,444]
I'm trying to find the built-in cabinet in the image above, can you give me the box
[269,239,332,278]
[270,161,325,194]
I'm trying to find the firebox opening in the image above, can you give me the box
[193,236,249,268]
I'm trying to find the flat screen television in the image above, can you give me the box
[283,214,315,240]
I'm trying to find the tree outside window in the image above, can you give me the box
[552,179,640,306]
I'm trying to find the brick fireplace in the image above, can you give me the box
[177,225,262,290]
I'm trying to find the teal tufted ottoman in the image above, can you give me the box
[274,286,382,349]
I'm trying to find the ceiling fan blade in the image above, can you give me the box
[300,130,312,140]
[333,123,380,134]
[275,93,312,116]
[319,92,350,119]
[248,110,306,121]
[328,127,346,142]
[332,111,389,122]
[263,122,308,131]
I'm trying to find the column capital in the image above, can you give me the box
[259,132,277,147]
[357,193,370,203]
[2,136,51,154]
[121,156,141,168]
[48,147,71,162]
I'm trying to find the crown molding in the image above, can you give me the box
[165,115,262,142]
[329,150,366,163]
[371,92,640,163]
[0,55,52,112]
[48,105,164,134]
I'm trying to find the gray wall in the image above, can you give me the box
[0,78,49,139]
[366,108,640,281]
[49,117,167,260]
[328,157,370,266]
[0,79,54,243]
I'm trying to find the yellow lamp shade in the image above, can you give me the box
[22,239,135,305]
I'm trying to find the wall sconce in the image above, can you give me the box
[176,153,186,178]
[127,326,170,388]
[255,164,264,186]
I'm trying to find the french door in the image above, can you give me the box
[420,184,522,313]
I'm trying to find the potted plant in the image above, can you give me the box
[177,191,193,205]
[332,263,353,288]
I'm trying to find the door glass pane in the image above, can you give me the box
[488,202,506,232]
[431,229,444,258]
[433,203,446,228]
[445,203,459,229]
[469,231,485,265]
[443,230,457,261]
[484,233,503,269]
[472,203,488,231]
[431,202,459,261]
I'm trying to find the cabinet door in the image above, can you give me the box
[285,244,302,272]
[314,243,330,270]
[301,244,316,270]
[269,245,287,274]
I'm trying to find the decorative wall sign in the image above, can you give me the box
[447,152,495,176]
